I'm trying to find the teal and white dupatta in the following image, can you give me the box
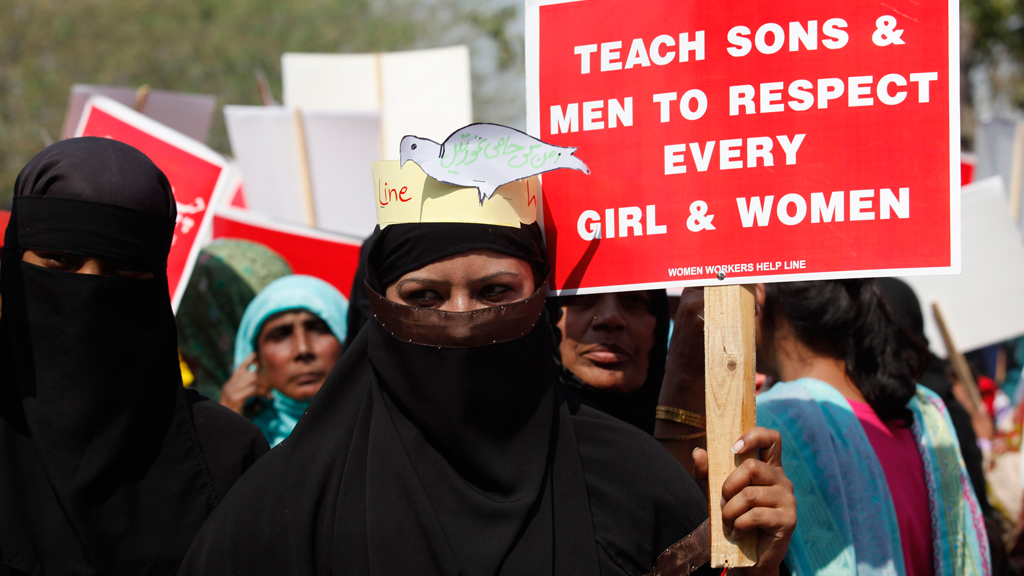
[757,378,990,575]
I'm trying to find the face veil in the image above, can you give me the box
[0,138,218,576]
[180,222,601,575]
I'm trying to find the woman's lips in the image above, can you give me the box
[581,345,632,364]
[294,372,324,385]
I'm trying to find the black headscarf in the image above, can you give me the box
[0,138,220,575]
[344,235,373,348]
[180,221,711,576]
[547,291,669,434]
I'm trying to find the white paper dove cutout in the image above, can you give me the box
[400,123,590,204]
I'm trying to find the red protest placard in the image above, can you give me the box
[75,95,231,309]
[527,0,958,294]
[211,208,362,298]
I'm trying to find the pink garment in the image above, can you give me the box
[849,399,934,576]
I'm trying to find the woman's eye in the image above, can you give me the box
[406,289,443,306]
[265,328,291,342]
[42,253,72,266]
[478,284,512,299]
[307,320,332,334]
[565,294,599,308]
[621,295,650,310]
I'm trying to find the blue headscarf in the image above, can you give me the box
[234,275,348,447]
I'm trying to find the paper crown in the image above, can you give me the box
[371,160,539,229]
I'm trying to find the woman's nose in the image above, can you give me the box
[79,258,104,276]
[592,295,626,328]
[294,330,314,358]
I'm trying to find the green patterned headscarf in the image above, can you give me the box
[176,240,292,400]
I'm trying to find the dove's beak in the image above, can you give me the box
[400,157,409,168]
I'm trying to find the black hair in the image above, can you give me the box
[762,279,929,422]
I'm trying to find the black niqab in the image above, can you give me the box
[0,138,219,575]
[547,291,670,434]
[180,222,710,576]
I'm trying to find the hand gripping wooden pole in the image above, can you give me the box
[704,284,758,568]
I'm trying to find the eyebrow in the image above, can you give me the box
[472,270,522,283]
[396,270,522,290]
[396,277,450,291]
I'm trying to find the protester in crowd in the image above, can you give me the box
[747,280,989,575]
[0,138,268,576]
[548,290,669,434]
[876,278,991,508]
[177,239,293,401]
[180,216,796,575]
[223,274,348,447]
[878,279,1016,574]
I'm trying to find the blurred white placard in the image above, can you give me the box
[901,176,1024,355]
[63,84,216,142]
[224,106,380,238]
[282,45,472,160]
[975,115,1024,224]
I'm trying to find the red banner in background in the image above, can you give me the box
[528,0,959,294]
[0,211,10,248]
[961,153,976,186]
[75,95,230,310]
[212,209,362,298]
[229,183,249,209]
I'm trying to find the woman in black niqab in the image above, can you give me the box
[0,137,267,576]
[180,221,720,576]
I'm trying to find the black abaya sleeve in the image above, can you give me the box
[185,389,270,501]
[569,403,713,576]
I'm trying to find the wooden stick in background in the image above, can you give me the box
[932,301,983,411]
[134,85,151,113]
[255,68,276,106]
[374,51,386,162]
[704,284,758,568]
[292,108,317,228]
[1009,120,1024,223]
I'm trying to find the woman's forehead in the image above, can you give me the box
[393,249,533,282]
[260,308,323,329]
[563,290,655,305]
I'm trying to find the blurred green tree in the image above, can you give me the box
[0,0,519,207]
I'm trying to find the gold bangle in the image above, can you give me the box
[655,405,706,429]
[654,430,707,442]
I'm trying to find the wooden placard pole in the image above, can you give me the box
[704,284,758,568]
[374,51,387,163]
[1008,120,1024,223]
[292,108,317,227]
[932,301,983,411]
[256,68,275,106]
[134,84,151,113]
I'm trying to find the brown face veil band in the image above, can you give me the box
[366,278,548,348]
